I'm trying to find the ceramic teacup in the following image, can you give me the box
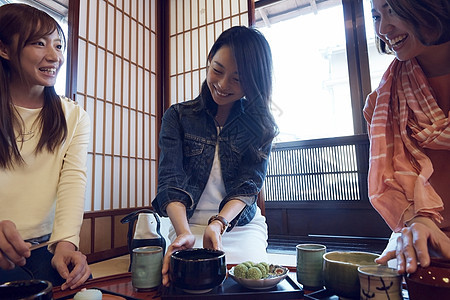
[358,265,403,300]
[131,246,163,290]
[296,244,326,289]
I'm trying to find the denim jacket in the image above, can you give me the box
[152,95,271,231]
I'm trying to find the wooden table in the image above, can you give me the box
[53,266,305,300]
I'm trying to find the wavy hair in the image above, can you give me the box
[0,3,67,169]
[199,26,278,152]
[376,0,450,53]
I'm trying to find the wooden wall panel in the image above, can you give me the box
[77,0,160,212]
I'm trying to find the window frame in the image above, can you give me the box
[254,0,372,136]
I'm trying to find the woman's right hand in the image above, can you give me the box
[376,217,450,274]
[161,232,195,287]
[0,220,31,270]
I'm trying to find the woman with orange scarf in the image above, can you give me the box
[364,0,450,274]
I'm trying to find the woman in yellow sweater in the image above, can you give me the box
[0,4,91,289]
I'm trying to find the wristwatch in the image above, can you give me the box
[208,215,229,235]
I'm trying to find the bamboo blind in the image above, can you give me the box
[168,0,250,105]
[76,0,159,211]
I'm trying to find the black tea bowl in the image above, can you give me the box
[169,248,226,294]
[0,279,53,299]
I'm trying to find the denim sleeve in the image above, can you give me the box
[151,106,193,217]
[219,142,272,228]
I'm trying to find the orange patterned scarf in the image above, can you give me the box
[363,58,449,232]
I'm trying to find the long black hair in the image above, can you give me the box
[0,3,67,169]
[376,0,450,53]
[199,26,278,151]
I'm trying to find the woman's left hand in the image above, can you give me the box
[51,241,91,290]
[203,221,223,251]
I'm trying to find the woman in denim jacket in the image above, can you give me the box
[152,26,278,286]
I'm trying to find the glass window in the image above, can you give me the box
[257,1,354,142]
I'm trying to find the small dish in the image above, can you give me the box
[228,265,289,290]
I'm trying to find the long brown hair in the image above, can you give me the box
[0,3,67,169]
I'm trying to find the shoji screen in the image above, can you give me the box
[168,0,250,106]
[76,0,159,211]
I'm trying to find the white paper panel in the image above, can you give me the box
[77,40,86,93]
[96,48,105,99]
[215,0,222,20]
[98,1,106,48]
[122,108,129,156]
[129,158,136,206]
[114,105,122,155]
[114,57,122,104]
[177,74,184,102]
[145,28,150,70]
[107,4,115,51]
[94,155,103,210]
[144,114,150,159]
[86,97,95,152]
[137,112,143,158]
[103,155,112,209]
[177,0,183,34]
[138,24,143,66]
[129,110,136,157]
[199,26,207,68]
[86,44,96,96]
[223,0,231,18]
[170,0,176,35]
[124,15,130,60]
[199,0,206,26]
[121,158,129,207]
[151,116,156,160]
[106,53,114,101]
[122,61,129,106]
[130,64,136,109]
[79,1,87,39]
[151,160,156,199]
[206,0,214,23]
[170,36,176,76]
[144,70,150,114]
[184,72,192,100]
[88,0,97,42]
[177,34,184,74]
[136,159,143,206]
[144,160,150,205]
[191,29,199,69]
[130,19,137,64]
[113,156,121,207]
[184,32,191,71]
[137,68,143,111]
[95,101,104,152]
[105,102,113,155]
[151,32,156,73]
[184,0,191,30]
[231,0,239,15]
[151,73,156,115]
[150,0,156,31]
[115,10,123,56]
[123,0,130,15]
[191,0,198,28]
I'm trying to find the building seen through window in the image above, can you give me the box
[255,0,393,142]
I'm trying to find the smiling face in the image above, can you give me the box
[16,29,64,89]
[371,0,429,61]
[206,46,244,108]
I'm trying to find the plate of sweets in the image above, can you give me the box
[228,261,289,290]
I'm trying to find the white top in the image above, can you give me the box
[169,136,268,263]
[0,97,90,249]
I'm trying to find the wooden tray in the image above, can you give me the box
[161,274,303,300]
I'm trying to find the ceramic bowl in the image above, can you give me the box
[406,258,450,300]
[169,248,227,294]
[0,280,53,299]
[323,251,379,299]
[228,265,288,290]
